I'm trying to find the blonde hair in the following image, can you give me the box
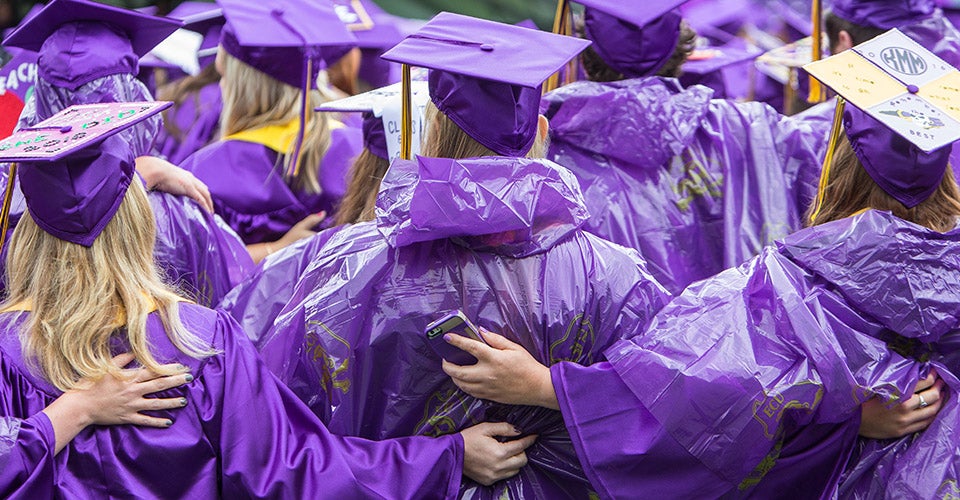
[220,51,331,194]
[3,181,213,391]
[421,102,548,160]
[806,135,960,232]
[157,64,222,142]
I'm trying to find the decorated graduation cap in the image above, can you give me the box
[316,78,430,162]
[0,101,171,246]
[831,0,936,29]
[805,28,960,210]
[563,0,688,80]
[2,0,182,90]
[381,12,591,158]
[217,0,357,177]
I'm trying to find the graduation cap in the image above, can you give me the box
[805,28,960,210]
[0,101,171,246]
[316,78,430,162]
[168,2,225,64]
[217,0,358,177]
[381,12,591,158]
[563,0,688,80]
[682,44,762,76]
[831,0,936,29]
[2,0,182,91]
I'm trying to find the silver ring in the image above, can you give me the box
[919,394,929,408]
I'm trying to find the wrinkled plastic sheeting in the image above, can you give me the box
[541,77,827,294]
[605,211,960,494]
[256,156,672,499]
[0,416,19,474]
[149,192,254,307]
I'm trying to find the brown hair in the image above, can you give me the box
[3,181,212,391]
[824,12,885,52]
[582,20,697,82]
[157,64,222,143]
[806,135,960,232]
[334,149,389,225]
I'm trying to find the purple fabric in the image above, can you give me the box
[600,210,960,497]
[0,303,464,498]
[149,191,254,307]
[246,155,671,498]
[832,0,937,29]
[218,225,343,342]
[361,111,387,160]
[844,104,950,208]
[180,128,362,244]
[156,81,223,165]
[37,22,138,91]
[583,8,681,78]
[898,7,960,68]
[540,77,827,294]
[17,135,133,247]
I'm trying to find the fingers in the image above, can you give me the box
[298,212,326,230]
[444,333,492,360]
[131,363,187,383]
[126,413,175,428]
[187,181,214,214]
[499,433,538,457]
[136,396,189,412]
[477,421,519,438]
[914,371,938,393]
[479,329,518,350]
[141,372,194,395]
[110,352,136,369]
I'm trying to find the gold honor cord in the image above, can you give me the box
[288,57,312,179]
[809,97,846,222]
[544,0,571,94]
[808,0,825,103]
[0,163,17,250]
[400,63,412,161]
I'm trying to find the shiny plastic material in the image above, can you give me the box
[250,156,671,499]
[605,210,960,497]
[541,77,828,294]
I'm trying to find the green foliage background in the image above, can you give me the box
[10,0,559,30]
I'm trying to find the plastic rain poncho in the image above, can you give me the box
[249,155,672,499]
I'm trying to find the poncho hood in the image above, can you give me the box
[541,77,713,167]
[779,210,960,341]
[376,155,590,258]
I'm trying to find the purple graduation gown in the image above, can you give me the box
[156,80,223,166]
[252,156,672,498]
[0,302,463,499]
[554,210,960,498]
[180,125,363,244]
[541,77,826,294]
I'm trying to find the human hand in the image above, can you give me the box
[442,330,558,410]
[460,422,537,486]
[135,156,214,213]
[859,369,946,439]
[277,212,326,247]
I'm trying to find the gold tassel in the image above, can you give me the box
[0,163,18,250]
[808,0,825,103]
[544,0,570,94]
[400,63,412,161]
[809,97,846,222]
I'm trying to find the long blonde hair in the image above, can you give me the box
[421,102,548,160]
[3,181,212,391]
[806,135,960,232]
[219,51,331,194]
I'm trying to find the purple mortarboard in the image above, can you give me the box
[805,29,960,209]
[381,12,590,157]
[333,0,404,50]
[573,0,688,78]
[682,44,762,76]
[2,0,182,90]
[831,0,936,29]
[217,0,357,89]
[0,101,171,246]
[218,0,357,177]
[169,2,225,65]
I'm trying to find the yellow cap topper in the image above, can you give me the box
[804,28,960,152]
